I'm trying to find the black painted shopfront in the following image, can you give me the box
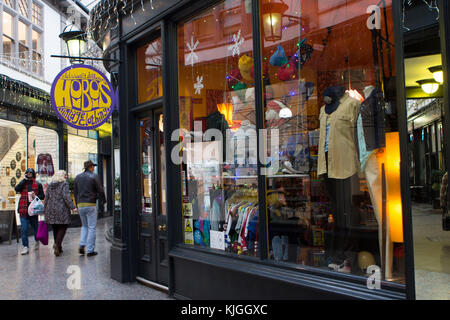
[93,0,450,300]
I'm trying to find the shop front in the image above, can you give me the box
[94,0,450,300]
[0,73,113,236]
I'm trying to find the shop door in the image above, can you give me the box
[137,109,168,286]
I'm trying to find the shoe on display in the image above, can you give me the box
[328,263,340,271]
[34,242,40,250]
[21,246,29,255]
[337,264,351,274]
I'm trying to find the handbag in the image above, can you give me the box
[36,221,48,245]
[28,196,44,216]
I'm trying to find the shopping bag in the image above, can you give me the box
[28,197,44,216]
[36,221,48,245]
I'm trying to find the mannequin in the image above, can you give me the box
[318,86,361,273]
[357,85,393,279]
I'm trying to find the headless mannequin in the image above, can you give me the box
[359,85,393,279]
[321,86,359,271]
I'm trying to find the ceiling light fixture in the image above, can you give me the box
[417,79,440,95]
[428,65,443,84]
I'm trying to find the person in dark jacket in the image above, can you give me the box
[74,160,106,257]
[44,170,77,256]
[14,168,45,255]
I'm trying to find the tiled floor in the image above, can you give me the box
[412,203,450,300]
[0,217,172,300]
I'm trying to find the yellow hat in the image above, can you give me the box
[358,251,376,271]
[239,55,254,82]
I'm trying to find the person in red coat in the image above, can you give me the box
[15,168,45,255]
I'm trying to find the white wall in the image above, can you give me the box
[0,1,88,93]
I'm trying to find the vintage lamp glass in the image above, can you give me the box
[59,24,87,64]
[417,79,439,95]
[428,66,443,84]
[261,1,289,41]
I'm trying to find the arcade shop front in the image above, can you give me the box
[93,0,450,299]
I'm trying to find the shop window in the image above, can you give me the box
[259,0,404,283]
[178,0,259,256]
[0,119,26,212]
[67,134,98,179]
[137,37,163,104]
[28,126,59,191]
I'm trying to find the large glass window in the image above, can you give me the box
[178,0,259,255]
[259,0,404,283]
[0,120,26,212]
[28,126,59,192]
[1,2,43,75]
[137,38,163,104]
[176,0,406,284]
[67,134,98,179]
[18,20,28,69]
[2,11,14,60]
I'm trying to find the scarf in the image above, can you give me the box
[18,179,39,217]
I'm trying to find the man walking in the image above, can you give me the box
[74,160,106,257]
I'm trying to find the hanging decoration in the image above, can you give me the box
[402,0,439,31]
[194,75,204,95]
[186,36,200,67]
[0,74,53,118]
[228,29,245,57]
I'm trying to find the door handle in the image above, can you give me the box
[158,224,167,232]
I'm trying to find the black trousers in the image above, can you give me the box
[52,224,68,250]
[323,153,360,266]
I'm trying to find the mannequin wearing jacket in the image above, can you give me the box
[318,86,362,273]
[357,85,393,279]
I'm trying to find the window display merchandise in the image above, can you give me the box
[177,0,405,284]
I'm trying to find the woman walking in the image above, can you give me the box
[44,170,77,256]
[15,168,45,255]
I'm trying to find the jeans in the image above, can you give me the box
[79,206,97,253]
[20,215,39,248]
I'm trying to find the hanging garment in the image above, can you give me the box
[318,93,361,179]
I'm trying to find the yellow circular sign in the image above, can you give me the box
[51,65,116,130]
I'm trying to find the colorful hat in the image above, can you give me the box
[227,68,242,91]
[276,62,297,81]
[269,45,288,67]
[238,55,254,82]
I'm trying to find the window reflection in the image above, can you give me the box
[137,38,163,103]
[261,0,404,283]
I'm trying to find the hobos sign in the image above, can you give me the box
[51,65,116,129]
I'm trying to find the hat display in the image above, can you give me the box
[269,45,288,67]
[276,62,297,81]
[245,87,255,103]
[238,55,254,82]
[227,68,242,91]
[358,251,376,271]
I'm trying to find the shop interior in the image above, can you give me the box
[171,0,409,284]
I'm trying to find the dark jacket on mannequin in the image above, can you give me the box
[360,88,386,151]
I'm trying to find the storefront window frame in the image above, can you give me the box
[167,0,412,295]
[116,0,418,298]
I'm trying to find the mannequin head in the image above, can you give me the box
[322,86,346,114]
[364,85,375,99]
